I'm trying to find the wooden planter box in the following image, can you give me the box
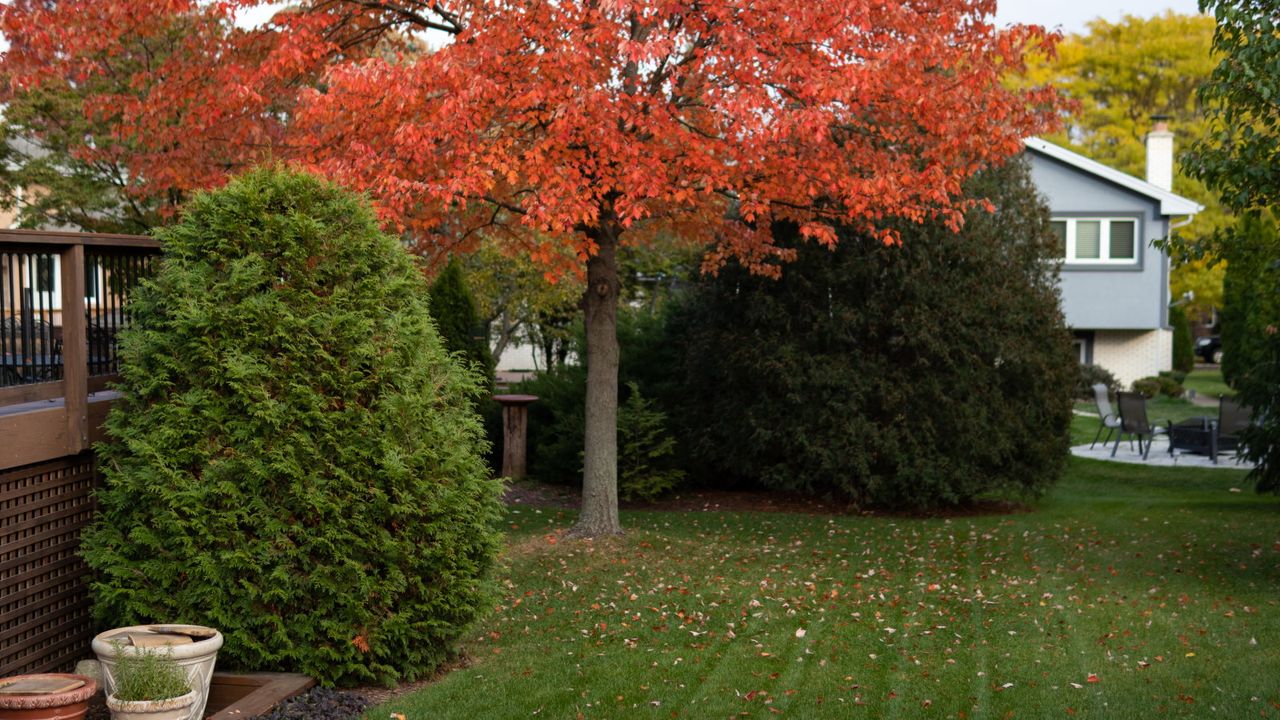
[204,672,315,719]
[88,672,313,719]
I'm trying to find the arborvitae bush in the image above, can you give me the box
[617,382,685,501]
[1220,211,1280,492]
[670,158,1075,510]
[83,168,503,686]
[1170,305,1195,373]
[429,257,495,385]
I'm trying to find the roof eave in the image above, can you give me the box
[1024,137,1204,218]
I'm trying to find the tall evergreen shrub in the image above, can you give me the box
[1170,305,1195,373]
[83,168,503,686]
[1219,211,1280,492]
[429,257,495,384]
[671,158,1075,510]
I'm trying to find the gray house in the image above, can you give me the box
[1024,124,1203,386]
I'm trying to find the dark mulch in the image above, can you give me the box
[251,687,367,720]
[502,481,577,508]
[503,480,849,515]
[502,480,1027,518]
[346,655,472,708]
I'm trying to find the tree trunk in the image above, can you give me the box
[571,227,623,537]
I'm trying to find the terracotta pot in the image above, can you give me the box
[92,625,222,720]
[0,673,98,720]
[105,690,197,720]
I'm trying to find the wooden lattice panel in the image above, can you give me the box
[0,453,98,675]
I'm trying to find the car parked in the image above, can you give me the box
[1195,335,1223,364]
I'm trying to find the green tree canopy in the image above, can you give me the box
[669,158,1075,510]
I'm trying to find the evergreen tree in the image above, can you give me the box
[671,158,1075,510]
[1186,0,1280,493]
[83,168,503,686]
[1170,305,1196,374]
[429,257,495,385]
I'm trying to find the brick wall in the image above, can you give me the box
[1092,329,1173,387]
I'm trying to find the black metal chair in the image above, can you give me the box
[1112,391,1168,460]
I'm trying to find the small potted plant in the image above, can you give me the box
[93,625,222,720]
[104,644,198,720]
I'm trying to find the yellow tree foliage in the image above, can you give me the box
[1023,11,1227,314]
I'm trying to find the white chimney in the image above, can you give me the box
[1145,116,1174,191]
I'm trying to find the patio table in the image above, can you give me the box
[1169,416,1219,464]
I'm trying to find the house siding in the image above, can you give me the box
[1026,151,1171,332]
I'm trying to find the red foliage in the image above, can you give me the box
[2,0,1061,273]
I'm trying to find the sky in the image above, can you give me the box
[0,2,1212,55]
[993,0,1205,34]
[230,2,1215,38]
[236,1,1206,36]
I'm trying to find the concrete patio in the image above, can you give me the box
[1071,438,1256,469]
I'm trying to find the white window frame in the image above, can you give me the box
[1053,217,1140,265]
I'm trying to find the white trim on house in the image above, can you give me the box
[1053,217,1139,265]
[1024,137,1204,217]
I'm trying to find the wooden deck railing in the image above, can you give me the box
[0,230,159,471]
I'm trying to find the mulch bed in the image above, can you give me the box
[346,655,472,708]
[502,480,1027,518]
[504,480,849,515]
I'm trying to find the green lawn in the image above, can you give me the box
[376,460,1279,719]
[1184,368,1235,399]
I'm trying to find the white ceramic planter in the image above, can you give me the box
[92,626,223,720]
[106,689,198,720]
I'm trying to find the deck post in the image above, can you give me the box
[60,244,87,453]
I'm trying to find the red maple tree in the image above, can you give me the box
[1,0,1061,536]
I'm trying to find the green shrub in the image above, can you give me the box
[429,257,495,386]
[1131,377,1162,398]
[618,382,685,501]
[1158,376,1185,398]
[1159,369,1189,384]
[1170,305,1195,373]
[84,168,503,686]
[1220,211,1280,492]
[109,645,189,702]
[669,158,1074,510]
[1133,375,1184,398]
[1077,364,1120,399]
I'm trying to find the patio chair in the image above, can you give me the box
[1217,395,1252,458]
[1112,391,1168,461]
[1089,383,1122,449]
